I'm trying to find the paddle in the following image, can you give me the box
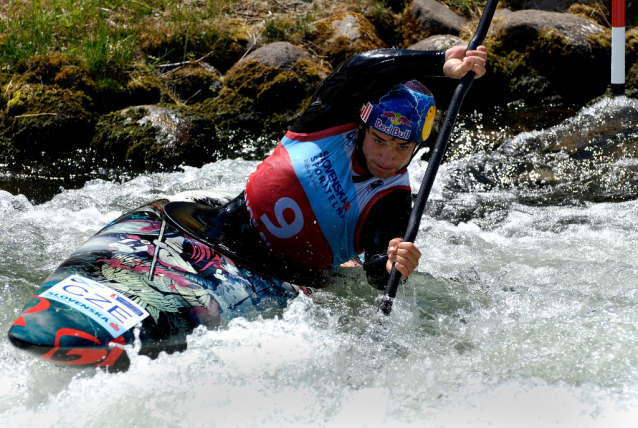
[379,0,498,316]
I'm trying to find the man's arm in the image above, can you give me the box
[359,189,416,290]
[292,49,446,134]
[291,45,488,134]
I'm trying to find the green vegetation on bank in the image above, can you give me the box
[0,0,244,76]
[0,0,398,78]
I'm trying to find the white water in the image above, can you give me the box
[1,98,638,427]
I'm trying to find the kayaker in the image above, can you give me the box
[192,46,487,288]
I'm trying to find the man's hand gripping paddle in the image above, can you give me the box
[379,0,498,316]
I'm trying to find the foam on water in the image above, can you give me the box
[2,102,638,426]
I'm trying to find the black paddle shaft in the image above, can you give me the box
[379,0,498,316]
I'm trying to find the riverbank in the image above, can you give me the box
[0,0,637,185]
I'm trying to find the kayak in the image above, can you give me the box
[7,191,304,371]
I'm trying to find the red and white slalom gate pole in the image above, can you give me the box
[612,0,626,95]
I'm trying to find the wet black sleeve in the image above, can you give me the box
[359,189,412,290]
[291,49,446,133]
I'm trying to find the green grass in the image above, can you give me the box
[0,0,414,79]
[0,0,239,76]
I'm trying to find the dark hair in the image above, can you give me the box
[356,120,369,148]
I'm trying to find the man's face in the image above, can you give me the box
[360,127,417,179]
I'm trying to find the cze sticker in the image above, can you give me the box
[41,275,149,338]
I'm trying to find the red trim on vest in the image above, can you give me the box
[285,122,358,142]
[352,185,411,254]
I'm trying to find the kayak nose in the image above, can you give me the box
[8,295,130,371]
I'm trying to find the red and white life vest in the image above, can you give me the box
[245,123,410,270]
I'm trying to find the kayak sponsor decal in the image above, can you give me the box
[13,295,51,327]
[39,328,126,367]
[41,275,149,338]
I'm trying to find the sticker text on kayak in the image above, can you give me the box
[41,275,149,338]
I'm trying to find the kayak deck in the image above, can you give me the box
[8,197,299,371]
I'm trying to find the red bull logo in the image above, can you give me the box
[373,119,411,140]
[381,111,411,127]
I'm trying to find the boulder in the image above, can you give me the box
[403,0,467,46]
[89,74,162,115]
[240,41,314,71]
[2,85,95,162]
[90,105,219,169]
[409,34,467,51]
[500,0,637,26]
[488,9,610,103]
[200,42,324,155]
[626,28,638,97]
[313,11,386,66]
[490,9,606,53]
[161,62,221,104]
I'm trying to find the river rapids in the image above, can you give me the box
[1,96,637,427]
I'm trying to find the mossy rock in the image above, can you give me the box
[362,5,403,48]
[312,11,386,67]
[90,105,219,170]
[527,31,610,103]
[162,63,221,104]
[127,74,162,106]
[199,42,323,155]
[485,10,610,104]
[627,63,638,98]
[11,54,96,96]
[139,19,254,74]
[1,85,95,161]
[498,0,637,26]
[89,77,131,114]
[85,73,162,114]
[401,0,467,47]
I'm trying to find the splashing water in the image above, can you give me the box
[1,98,638,427]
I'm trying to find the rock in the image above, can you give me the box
[90,105,219,169]
[403,0,467,46]
[2,85,95,161]
[409,34,467,51]
[313,11,386,66]
[200,42,324,155]
[88,74,162,115]
[502,0,636,26]
[488,9,610,103]
[239,41,313,71]
[126,74,163,106]
[161,62,221,104]
[490,9,606,53]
